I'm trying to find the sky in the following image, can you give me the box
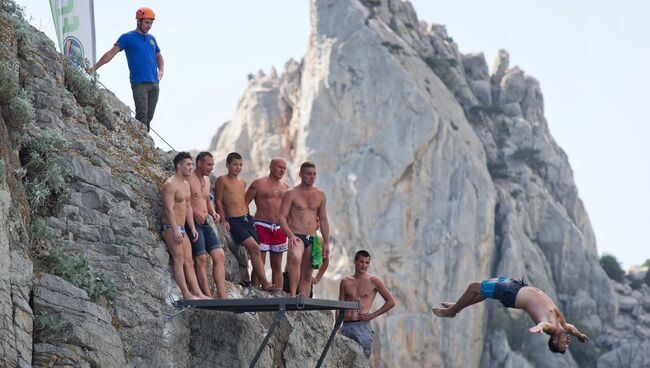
[16,0,649,270]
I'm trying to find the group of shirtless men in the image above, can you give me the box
[160,151,589,358]
[160,151,394,357]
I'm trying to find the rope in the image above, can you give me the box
[92,75,177,152]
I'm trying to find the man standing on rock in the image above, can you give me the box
[186,152,227,299]
[160,152,209,300]
[215,152,276,292]
[337,250,395,358]
[278,161,330,297]
[87,7,164,132]
[245,158,289,290]
[431,276,590,354]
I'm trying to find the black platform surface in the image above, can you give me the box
[174,297,359,312]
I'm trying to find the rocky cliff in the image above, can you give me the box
[209,0,650,367]
[0,3,368,367]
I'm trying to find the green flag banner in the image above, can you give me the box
[49,0,96,65]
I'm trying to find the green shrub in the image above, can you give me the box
[599,253,625,283]
[90,272,117,301]
[29,217,54,246]
[0,0,24,19]
[34,311,72,343]
[423,56,459,91]
[45,245,93,290]
[510,147,546,172]
[40,244,118,302]
[19,128,69,215]
[0,62,21,102]
[8,94,35,129]
[63,60,114,128]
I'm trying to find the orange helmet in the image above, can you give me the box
[135,7,155,20]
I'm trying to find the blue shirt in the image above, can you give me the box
[115,31,161,83]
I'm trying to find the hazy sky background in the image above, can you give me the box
[16,0,649,269]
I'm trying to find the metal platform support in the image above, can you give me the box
[315,309,346,368]
[250,303,286,368]
[174,297,360,368]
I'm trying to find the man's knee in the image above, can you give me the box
[469,281,482,294]
[195,254,208,268]
[211,248,225,264]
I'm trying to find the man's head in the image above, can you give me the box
[299,161,316,186]
[269,158,286,180]
[353,250,371,273]
[548,331,570,354]
[195,151,214,176]
[135,7,155,34]
[226,152,243,176]
[173,151,193,177]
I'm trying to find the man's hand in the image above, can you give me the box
[157,69,164,80]
[289,235,301,249]
[577,333,589,343]
[322,242,330,259]
[528,324,545,334]
[357,313,374,322]
[86,66,95,74]
[211,212,220,223]
[173,227,183,244]
[220,219,230,231]
[194,211,206,225]
[191,228,198,242]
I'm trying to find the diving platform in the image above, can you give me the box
[174,297,360,368]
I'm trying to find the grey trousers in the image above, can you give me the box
[131,82,159,131]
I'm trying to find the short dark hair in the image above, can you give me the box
[226,152,242,164]
[300,161,316,173]
[196,151,213,163]
[354,250,371,261]
[173,152,192,169]
[548,337,565,354]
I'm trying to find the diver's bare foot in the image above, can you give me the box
[184,295,200,300]
[196,293,212,300]
[432,307,457,318]
[441,302,454,308]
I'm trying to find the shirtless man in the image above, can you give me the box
[215,152,275,292]
[432,276,590,354]
[337,250,395,358]
[186,152,227,299]
[278,161,330,297]
[160,152,209,300]
[245,158,289,289]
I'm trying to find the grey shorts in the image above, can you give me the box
[339,321,372,358]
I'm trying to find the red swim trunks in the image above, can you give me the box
[254,220,288,253]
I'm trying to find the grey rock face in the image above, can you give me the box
[32,274,125,367]
[207,0,629,367]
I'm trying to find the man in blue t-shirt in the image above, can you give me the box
[87,7,164,132]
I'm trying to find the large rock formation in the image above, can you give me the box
[0,3,368,367]
[209,0,647,367]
